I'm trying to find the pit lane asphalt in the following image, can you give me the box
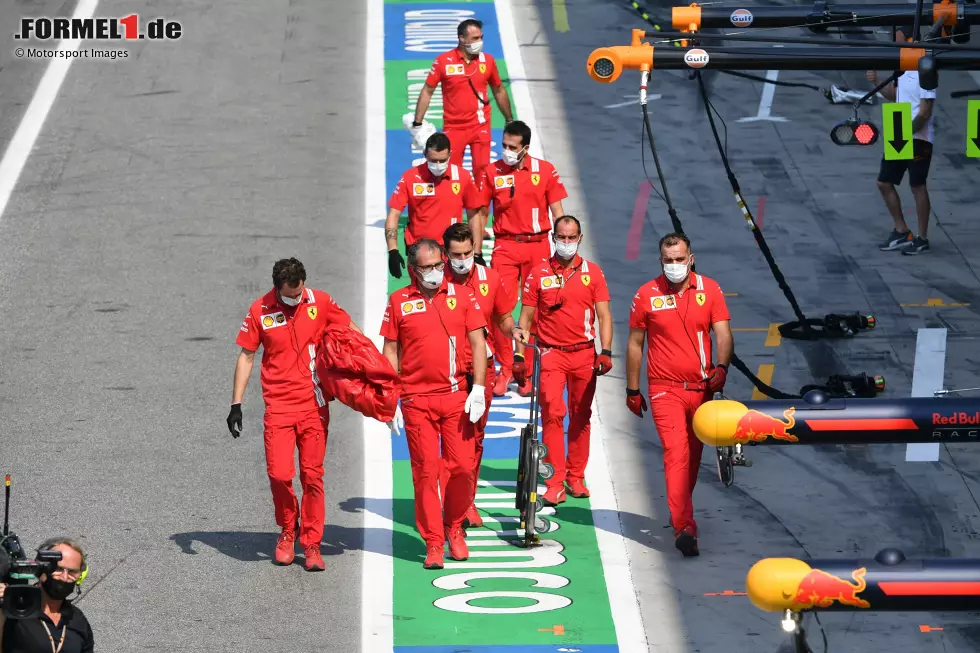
[0,1,366,651]
[515,0,980,650]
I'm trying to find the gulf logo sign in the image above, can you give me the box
[683,48,710,69]
[730,8,754,26]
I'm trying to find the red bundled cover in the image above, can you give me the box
[316,324,400,422]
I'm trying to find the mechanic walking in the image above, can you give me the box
[229,258,362,572]
[514,217,612,505]
[386,132,483,278]
[442,223,521,528]
[477,120,567,397]
[625,233,733,557]
[869,26,936,255]
[410,18,513,183]
[381,239,488,569]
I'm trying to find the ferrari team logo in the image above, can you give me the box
[479,62,486,74]
[447,298,457,310]
[452,182,461,195]
[307,306,318,320]
[581,275,591,286]
[531,173,540,186]
[479,283,489,296]
[696,292,706,306]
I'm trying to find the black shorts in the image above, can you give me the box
[878,138,933,187]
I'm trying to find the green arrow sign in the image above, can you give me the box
[968,99,980,158]
[882,102,913,160]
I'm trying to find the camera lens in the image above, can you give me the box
[593,57,615,79]
[4,585,43,620]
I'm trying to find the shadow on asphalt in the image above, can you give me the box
[169,522,425,564]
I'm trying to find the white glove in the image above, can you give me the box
[464,385,486,424]
[387,403,404,436]
[402,113,435,151]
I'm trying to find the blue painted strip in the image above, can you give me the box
[384,3,505,61]
[395,646,620,653]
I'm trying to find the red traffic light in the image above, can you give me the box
[831,119,879,146]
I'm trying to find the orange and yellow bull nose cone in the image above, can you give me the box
[691,399,750,447]
[745,558,813,612]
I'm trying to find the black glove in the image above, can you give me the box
[227,403,243,438]
[474,253,487,267]
[388,249,406,278]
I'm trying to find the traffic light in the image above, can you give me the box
[830,119,879,146]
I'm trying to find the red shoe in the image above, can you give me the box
[493,372,512,397]
[463,504,484,529]
[274,525,297,565]
[304,545,325,571]
[541,485,566,506]
[517,378,532,397]
[446,525,469,561]
[423,544,445,569]
[566,479,591,498]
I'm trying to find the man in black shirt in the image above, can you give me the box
[0,538,94,653]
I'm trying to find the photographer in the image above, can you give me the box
[0,538,94,652]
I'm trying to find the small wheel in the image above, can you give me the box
[534,516,551,534]
[538,462,555,480]
[534,496,544,513]
[716,446,734,487]
[536,442,548,459]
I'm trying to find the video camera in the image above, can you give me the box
[0,475,61,620]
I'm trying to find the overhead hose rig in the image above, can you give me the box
[588,6,980,401]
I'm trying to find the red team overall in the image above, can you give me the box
[228,258,361,572]
[442,223,519,528]
[411,19,513,184]
[385,133,482,278]
[381,239,488,570]
[477,120,567,397]
[514,217,614,505]
[625,233,733,557]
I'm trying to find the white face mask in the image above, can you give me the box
[663,262,690,284]
[280,293,302,307]
[555,240,579,260]
[427,160,448,177]
[418,268,444,289]
[450,256,474,275]
[464,40,483,55]
[501,147,525,167]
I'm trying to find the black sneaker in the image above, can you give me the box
[675,530,699,557]
[879,229,913,251]
[901,236,930,255]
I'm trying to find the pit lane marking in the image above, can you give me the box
[751,363,775,400]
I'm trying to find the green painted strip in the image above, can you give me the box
[967,99,980,158]
[386,0,495,4]
[882,101,913,160]
[392,461,618,647]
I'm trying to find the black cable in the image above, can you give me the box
[641,103,684,234]
[638,83,800,399]
[694,70,814,337]
[718,69,823,91]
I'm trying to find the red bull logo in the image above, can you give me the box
[732,407,798,443]
[933,412,980,425]
[791,567,871,609]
